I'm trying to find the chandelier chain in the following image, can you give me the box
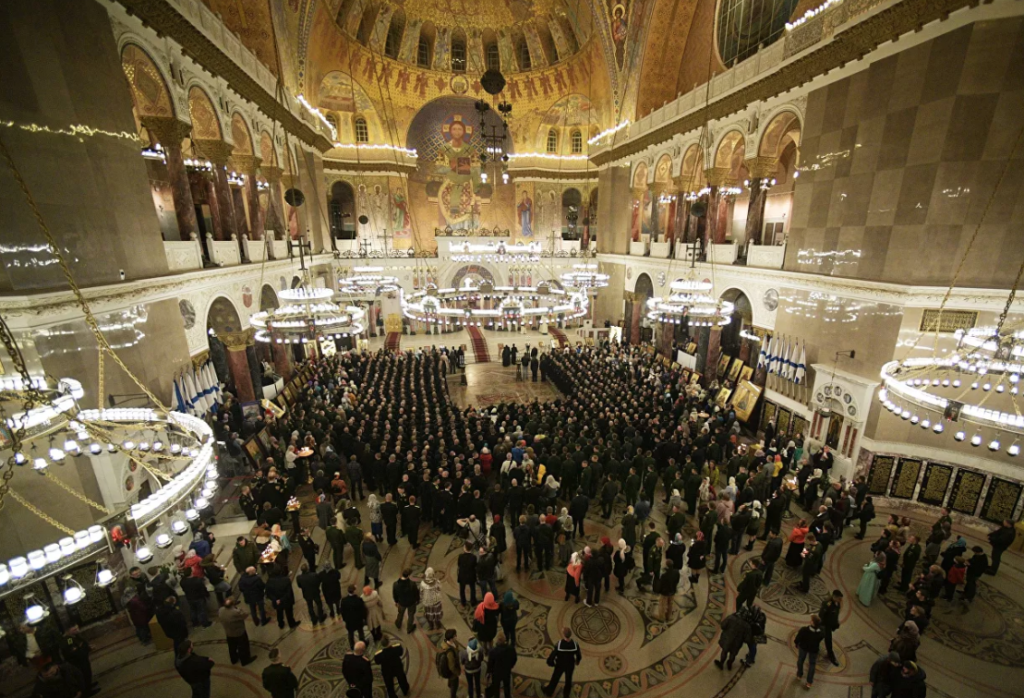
[42,472,113,515]
[7,489,76,535]
[0,315,40,513]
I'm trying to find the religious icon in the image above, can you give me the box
[518,189,534,238]
[611,3,628,70]
[739,365,754,383]
[728,358,743,383]
[730,380,762,422]
[429,115,489,229]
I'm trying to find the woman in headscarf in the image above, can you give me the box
[698,477,713,508]
[473,592,500,652]
[499,590,520,647]
[786,518,810,568]
[940,536,968,573]
[557,508,574,541]
[419,567,444,630]
[362,584,384,641]
[179,549,203,578]
[668,488,683,512]
[666,533,687,572]
[542,475,561,508]
[459,638,485,698]
[687,531,707,587]
[724,477,738,503]
[565,552,583,603]
[367,494,383,541]
[613,539,634,593]
[858,555,883,606]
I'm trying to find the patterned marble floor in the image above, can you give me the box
[9,369,1021,698]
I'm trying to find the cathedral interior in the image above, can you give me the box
[1,0,1023,697]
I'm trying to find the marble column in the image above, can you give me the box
[272,342,293,381]
[232,155,264,239]
[141,117,198,241]
[743,157,777,246]
[231,183,249,240]
[706,326,722,382]
[261,165,286,239]
[221,330,256,403]
[195,140,239,241]
[630,187,647,242]
[704,168,734,246]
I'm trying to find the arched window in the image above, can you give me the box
[485,43,500,70]
[546,129,558,154]
[384,16,404,58]
[417,37,431,67]
[516,38,531,71]
[354,117,369,143]
[325,113,339,137]
[451,32,467,72]
[570,129,583,154]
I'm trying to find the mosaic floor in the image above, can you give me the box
[8,369,1022,698]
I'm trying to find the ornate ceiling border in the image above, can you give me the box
[591,0,977,167]
[113,0,334,152]
[322,159,416,175]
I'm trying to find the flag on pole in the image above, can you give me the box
[765,335,776,374]
[183,370,200,416]
[757,336,768,370]
[204,362,222,404]
[772,336,784,375]
[795,342,807,385]
[173,376,189,414]
[193,366,211,414]
[786,340,797,381]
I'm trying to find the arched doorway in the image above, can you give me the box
[561,188,582,239]
[583,188,598,246]
[329,181,357,240]
[624,272,654,345]
[720,288,753,358]
[205,296,258,400]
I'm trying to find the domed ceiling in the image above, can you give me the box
[334,0,592,75]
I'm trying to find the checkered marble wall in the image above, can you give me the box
[784,19,1024,288]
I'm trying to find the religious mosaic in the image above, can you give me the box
[889,458,922,500]
[866,455,895,495]
[981,477,1023,524]
[948,469,986,516]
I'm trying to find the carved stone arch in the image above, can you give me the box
[186,84,223,141]
[653,153,674,184]
[631,161,649,188]
[758,109,802,159]
[678,142,705,190]
[230,112,255,155]
[205,295,244,335]
[120,42,175,119]
[260,130,279,166]
[260,284,280,311]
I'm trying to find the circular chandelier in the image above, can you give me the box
[879,323,1024,455]
[0,377,216,606]
[646,278,734,327]
[560,264,609,292]
[338,266,401,296]
[401,279,588,329]
[250,286,365,344]
[450,240,541,264]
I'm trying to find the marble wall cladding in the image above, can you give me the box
[773,287,903,383]
[29,298,192,410]
[0,0,169,292]
[598,166,633,255]
[785,19,1024,287]
[592,264,626,327]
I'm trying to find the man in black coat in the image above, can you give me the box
[156,596,189,653]
[342,642,374,698]
[32,662,84,698]
[380,495,399,546]
[458,544,479,606]
[535,519,554,571]
[392,568,420,633]
[297,564,327,626]
[763,493,786,539]
[487,634,518,698]
[569,490,589,539]
[266,570,301,629]
[401,496,422,548]
[818,590,843,666]
[340,585,367,647]
[514,516,533,572]
[262,648,299,698]
[855,496,875,540]
[988,519,1017,575]
[542,628,582,698]
[373,637,410,698]
[238,566,269,625]
[735,559,763,608]
[761,529,783,586]
[174,640,213,698]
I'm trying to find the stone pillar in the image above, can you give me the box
[651,183,667,242]
[630,187,647,242]
[272,342,293,380]
[706,326,722,382]
[743,157,777,246]
[141,117,198,241]
[221,329,256,402]
[231,184,249,241]
[233,155,264,239]
[704,168,734,246]
[195,140,239,241]
[261,165,286,239]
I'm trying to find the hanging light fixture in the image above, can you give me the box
[646,277,734,327]
[23,593,49,624]
[337,266,401,296]
[61,575,87,605]
[250,284,365,344]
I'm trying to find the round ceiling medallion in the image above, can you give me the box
[763,288,779,311]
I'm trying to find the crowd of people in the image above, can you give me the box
[45,340,1013,698]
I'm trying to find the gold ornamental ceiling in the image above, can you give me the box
[397,0,559,29]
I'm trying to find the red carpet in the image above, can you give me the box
[466,326,490,363]
[549,326,568,348]
[385,332,401,352]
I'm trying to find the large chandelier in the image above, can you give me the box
[647,278,733,327]
[338,266,401,296]
[0,376,216,602]
[401,279,588,330]
[879,323,1024,455]
[450,240,541,264]
[250,286,365,344]
[560,263,610,291]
